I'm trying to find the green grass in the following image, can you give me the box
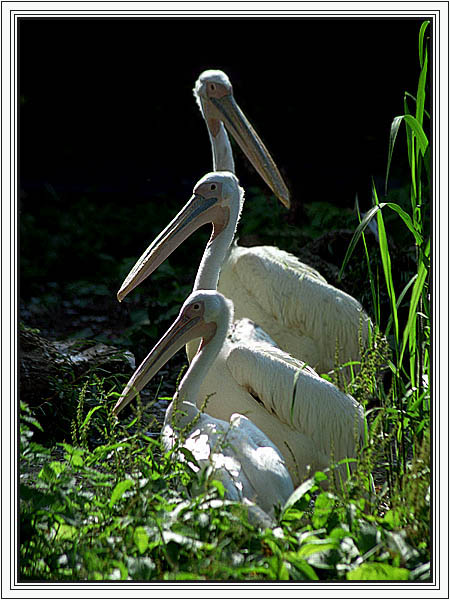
[19,393,430,582]
[19,22,431,582]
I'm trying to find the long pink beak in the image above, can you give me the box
[113,310,212,415]
[117,191,220,302]
[209,92,290,210]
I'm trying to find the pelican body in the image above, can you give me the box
[195,69,371,376]
[116,173,365,487]
[114,290,294,516]
[119,70,370,377]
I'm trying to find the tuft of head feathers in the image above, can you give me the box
[182,289,234,327]
[194,170,241,199]
[193,69,232,99]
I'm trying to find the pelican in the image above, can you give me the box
[113,290,294,517]
[120,70,371,376]
[194,69,371,376]
[116,172,365,486]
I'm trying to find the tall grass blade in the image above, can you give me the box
[418,21,430,68]
[373,186,399,348]
[403,95,413,175]
[385,114,429,194]
[415,48,428,127]
[384,203,423,245]
[399,239,430,370]
[341,202,423,281]
[405,92,430,119]
[385,274,418,338]
[354,195,378,322]
[423,146,431,184]
[339,205,379,279]
[403,115,429,155]
[385,115,403,194]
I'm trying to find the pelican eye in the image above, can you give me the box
[210,184,217,191]
[192,303,201,311]
[210,83,216,91]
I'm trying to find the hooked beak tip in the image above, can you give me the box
[113,394,127,415]
[117,285,128,303]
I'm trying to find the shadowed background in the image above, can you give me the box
[19,17,425,350]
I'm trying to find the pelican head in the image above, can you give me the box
[113,290,230,415]
[117,172,242,302]
[194,69,290,210]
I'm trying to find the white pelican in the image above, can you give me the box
[196,70,372,376]
[119,70,371,376]
[113,290,294,516]
[116,173,365,486]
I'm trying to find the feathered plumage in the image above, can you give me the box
[116,173,365,487]
[218,242,371,376]
[114,290,294,516]
[193,69,372,377]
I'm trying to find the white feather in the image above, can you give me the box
[160,291,294,516]
[194,69,372,378]
[192,334,363,487]
[218,243,371,375]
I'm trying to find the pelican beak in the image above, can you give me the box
[117,192,222,302]
[113,310,213,415]
[209,93,290,209]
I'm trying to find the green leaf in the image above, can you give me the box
[339,205,378,279]
[285,553,319,580]
[403,114,429,155]
[297,539,339,569]
[111,560,128,580]
[385,115,404,194]
[312,493,334,529]
[134,526,149,554]
[347,562,410,581]
[81,405,103,430]
[209,479,225,498]
[281,508,304,522]
[109,479,134,507]
[399,238,430,370]
[418,21,430,68]
[38,461,66,481]
[278,560,290,580]
[63,445,86,467]
[382,203,423,245]
[373,189,398,346]
[404,94,413,170]
[385,273,418,337]
[385,114,429,193]
[415,47,428,127]
[55,523,78,541]
[383,509,403,529]
[404,92,430,119]
[282,477,316,511]
[340,199,422,282]
[329,526,351,541]
[165,572,206,580]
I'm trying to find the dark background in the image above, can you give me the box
[19,16,427,343]
[20,17,423,197]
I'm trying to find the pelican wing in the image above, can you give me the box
[218,244,370,373]
[226,413,294,509]
[228,317,279,348]
[226,344,364,459]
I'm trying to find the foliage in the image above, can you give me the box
[20,396,430,582]
[340,20,431,487]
